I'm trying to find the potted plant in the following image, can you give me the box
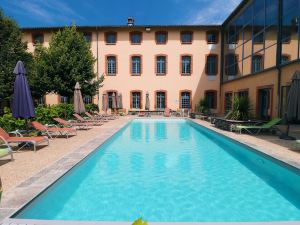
[226,96,252,121]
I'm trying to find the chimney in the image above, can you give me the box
[127,17,134,26]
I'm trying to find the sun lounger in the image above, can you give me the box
[235,118,282,135]
[0,139,13,160]
[85,112,109,122]
[0,127,49,152]
[95,112,116,120]
[73,114,104,126]
[53,117,91,130]
[31,121,77,139]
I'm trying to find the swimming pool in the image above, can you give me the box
[14,119,300,222]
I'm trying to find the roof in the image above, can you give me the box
[222,0,249,26]
[21,24,221,31]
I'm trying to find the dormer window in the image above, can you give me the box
[32,33,44,45]
[206,31,218,44]
[181,31,193,44]
[105,32,117,44]
[130,32,142,44]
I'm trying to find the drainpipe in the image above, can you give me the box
[276,0,283,117]
[96,26,100,110]
[220,26,225,114]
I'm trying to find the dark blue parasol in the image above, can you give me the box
[12,61,35,119]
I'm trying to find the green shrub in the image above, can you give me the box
[35,105,59,124]
[0,107,26,132]
[53,104,74,120]
[226,96,252,121]
[196,97,210,114]
[35,104,74,124]
[86,103,99,112]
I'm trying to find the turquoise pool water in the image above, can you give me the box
[15,119,300,222]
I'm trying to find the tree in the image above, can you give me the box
[35,25,104,101]
[0,10,33,103]
[27,45,54,100]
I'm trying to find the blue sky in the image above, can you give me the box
[0,0,242,27]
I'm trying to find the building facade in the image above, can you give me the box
[21,0,300,118]
[221,0,300,120]
[22,25,221,113]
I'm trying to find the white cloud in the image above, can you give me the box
[186,0,242,25]
[3,0,86,25]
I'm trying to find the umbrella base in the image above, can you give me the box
[279,133,296,140]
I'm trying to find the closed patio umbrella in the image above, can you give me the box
[145,92,150,110]
[74,82,85,114]
[145,92,150,117]
[112,93,117,110]
[12,61,35,119]
[280,71,300,140]
[117,93,123,109]
[102,94,108,112]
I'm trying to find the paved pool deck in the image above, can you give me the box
[1,116,300,225]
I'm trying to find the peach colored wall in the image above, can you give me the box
[221,69,279,118]
[22,28,221,111]
[97,28,220,112]
[221,61,300,119]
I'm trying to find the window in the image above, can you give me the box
[60,96,68,103]
[224,92,233,113]
[237,90,248,98]
[253,31,264,44]
[225,54,238,76]
[83,95,92,104]
[106,56,117,75]
[227,29,238,44]
[181,31,193,44]
[252,55,263,73]
[155,31,167,44]
[156,92,166,110]
[205,91,217,109]
[105,32,117,44]
[131,92,141,109]
[181,55,192,75]
[107,92,117,109]
[282,28,291,44]
[37,96,45,105]
[180,91,191,109]
[206,31,218,44]
[156,55,167,75]
[32,33,44,44]
[131,56,141,75]
[130,32,142,44]
[206,55,218,75]
[281,55,290,64]
[83,32,92,42]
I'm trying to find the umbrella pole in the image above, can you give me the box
[279,113,296,140]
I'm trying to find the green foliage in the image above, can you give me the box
[34,25,104,100]
[85,103,99,112]
[0,10,33,101]
[226,96,252,121]
[196,97,210,114]
[28,45,53,99]
[35,105,59,124]
[35,104,74,124]
[0,107,26,132]
[132,218,148,225]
